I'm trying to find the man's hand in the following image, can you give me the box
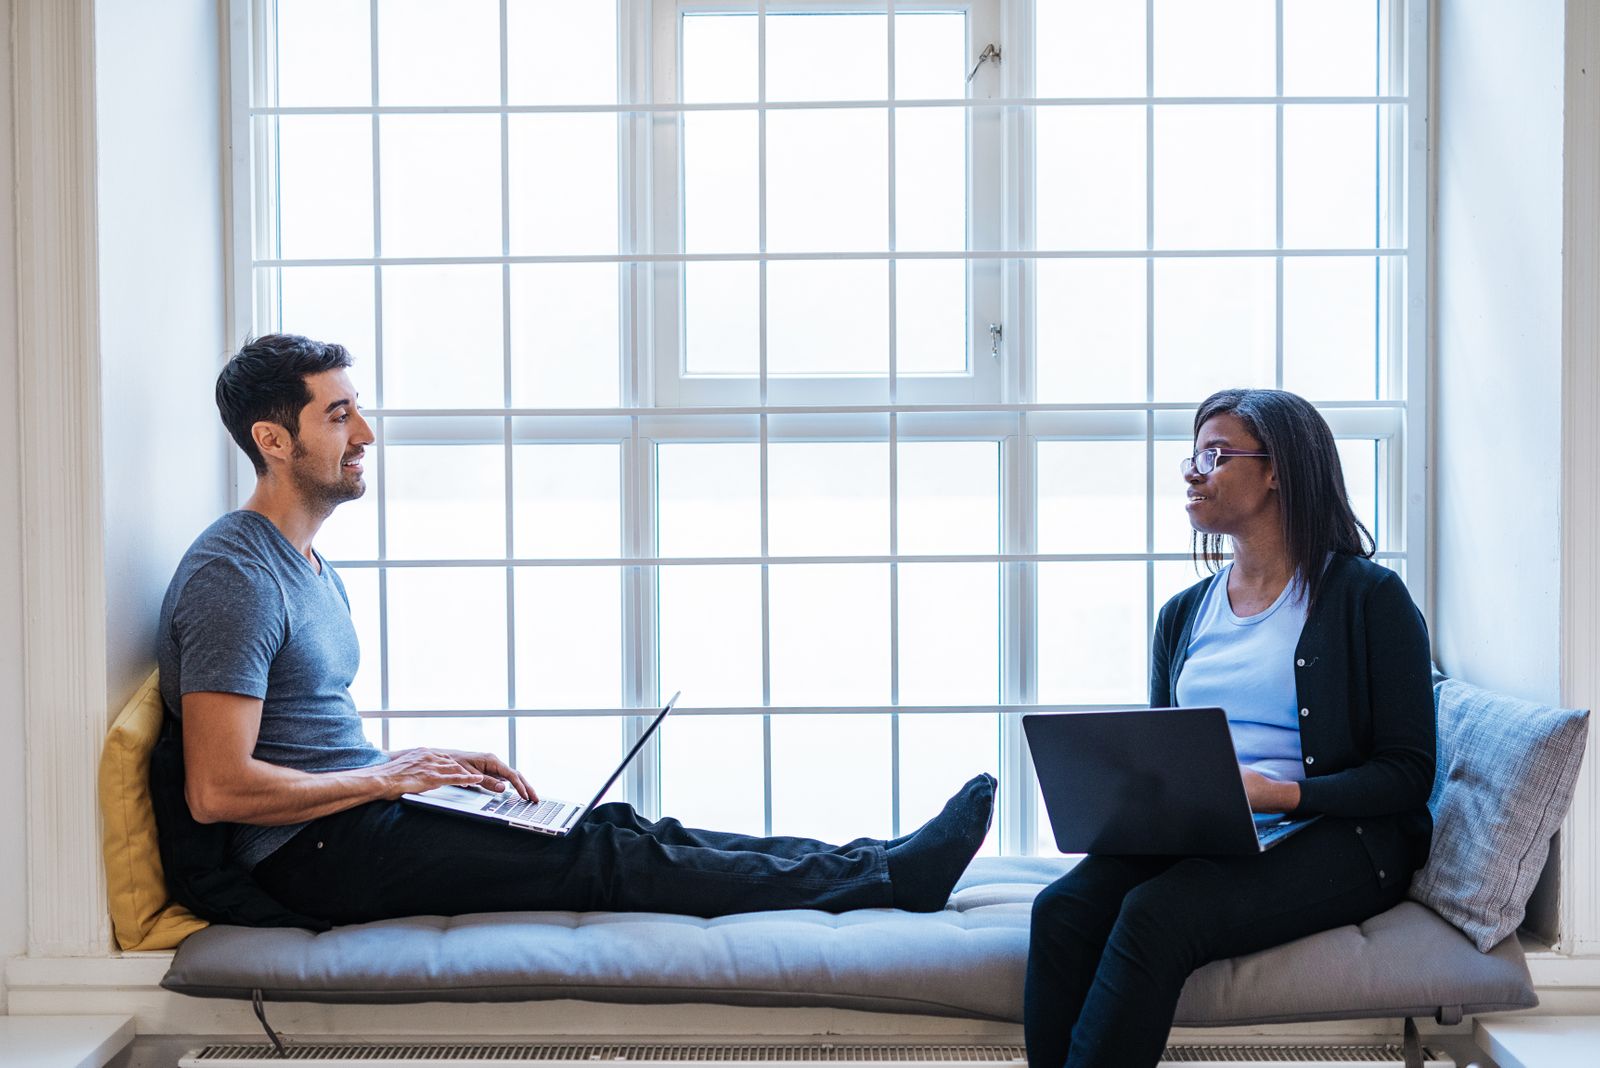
[381,748,535,802]
[1240,766,1301,813]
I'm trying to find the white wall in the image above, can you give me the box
[95,0,232,714]
[1432,0,1566,705]
[0,0,32,1010]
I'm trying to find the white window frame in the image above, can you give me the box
[228,0,1429,855]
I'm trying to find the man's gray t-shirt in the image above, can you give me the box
[157,509,385,869]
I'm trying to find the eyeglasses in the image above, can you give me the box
[1180,447,1269,477]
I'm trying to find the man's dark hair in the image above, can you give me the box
[1192,388,1375,607]
[216,334,354,476]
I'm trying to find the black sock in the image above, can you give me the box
[885,773,996,912]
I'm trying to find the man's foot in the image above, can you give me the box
[885,773,995,912]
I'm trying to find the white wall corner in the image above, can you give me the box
[1560,0,1600,958]
[13,0,113,957]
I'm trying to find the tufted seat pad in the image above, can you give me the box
[160,856,1535,1024]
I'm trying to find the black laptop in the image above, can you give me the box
[1023,707,1320,855]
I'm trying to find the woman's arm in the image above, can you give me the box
[1290,571,1436,818]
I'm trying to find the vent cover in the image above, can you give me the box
[179,1044,1029,1067]
[179,1042,1452,1068]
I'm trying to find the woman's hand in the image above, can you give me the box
[1240,767,1301,813]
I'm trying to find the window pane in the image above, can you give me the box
[771,714,892,842]
[381,265,504,409]
[1153,0,1275,97]
[514,568,621,708]
[658,442,761,558]
[380,116,502,257]
[767,13,886,103]
[659,565,762,707]
[769,565,890,706]
[509,264,620,407]
[1336,439,1380,550]
[385,433,506,560]
[1038,441,1147,554]
[1154,107,1275,251]
[1037,562,1148,705]
[267,116,373,260]
[768,261,888,376]
[1283,0,1382,97]
[315,444,380,561]
[273,0,371,107]
[275,266,377,406]
[336,567,383,712]
[897,441,997,555]
[894,12,966,100]
[1037,107,1146,251]
[386,567,507,710]
[897,564,999,706]
[389,715,510,758]
[378,0,499,106]
[1284,105,1382,249]
[516,716,623,805]
[768,442,888,556]
[899,713,999,855]
[896,260,966,374]
[1036,0,1145,98]
[508,115,619,255]
[1283,257,1379,400]
[767,110,887,252]
[685,112,759,254]
[895,107,965,252]
[681,13,758,104]
[1035,259,1148,403]
[661,714,766,835]
[507,0,618,105]
[512,443,621,559]
[685,261,760,376]
[1153,258,1276,401]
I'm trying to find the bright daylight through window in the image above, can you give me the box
[238,0,1422,855]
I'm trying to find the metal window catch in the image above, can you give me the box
[988,323,1003,358]
[967,43,1001,84]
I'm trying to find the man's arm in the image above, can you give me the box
[182,691,517,825]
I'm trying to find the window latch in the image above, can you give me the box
[967,43,1001,85]
[989,323,1003,358]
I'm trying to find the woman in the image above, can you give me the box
[1023,389,1435,1068]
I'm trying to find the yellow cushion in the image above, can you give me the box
[98,671,208,950]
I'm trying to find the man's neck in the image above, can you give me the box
[241,480,328,563]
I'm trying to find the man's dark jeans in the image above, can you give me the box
[253,800,895,922]
[1023,817,1415,1068]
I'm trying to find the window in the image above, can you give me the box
[234,0,1424,854]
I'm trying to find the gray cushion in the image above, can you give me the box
[1410,674,1590,951]
[162,856,1534,1024]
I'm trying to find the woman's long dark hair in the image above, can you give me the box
[1192,389,1375,607]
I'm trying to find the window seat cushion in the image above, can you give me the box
[160,855,1535,1025]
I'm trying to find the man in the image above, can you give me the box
[158,334,993,924]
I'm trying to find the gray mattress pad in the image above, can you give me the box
[161,856,1536,1024]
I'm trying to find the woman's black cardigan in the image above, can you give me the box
[1150,553,1436,885]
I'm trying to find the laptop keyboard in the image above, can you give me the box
[482,796,564,824]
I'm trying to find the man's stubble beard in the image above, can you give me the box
[289,438,366,518]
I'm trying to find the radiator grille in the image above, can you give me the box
[1162,1045,1449,1065]
[180,1042,1451,1067]
[181,1044,1029,1066]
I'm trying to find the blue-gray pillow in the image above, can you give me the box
[1409,674,1589,951]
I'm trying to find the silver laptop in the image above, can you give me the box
[1024,707,1321,855]
[402,693,680,836]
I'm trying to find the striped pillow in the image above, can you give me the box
[1409,674,1590,951]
